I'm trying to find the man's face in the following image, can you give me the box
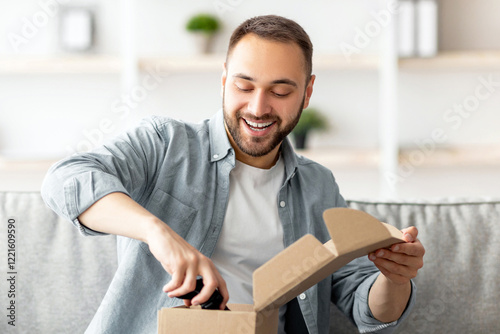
[222,33,314,162]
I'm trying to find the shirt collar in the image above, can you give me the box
[280,137,299,182]
[209,109,233,163]
[209,109,299,181]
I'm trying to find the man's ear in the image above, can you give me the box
[302,74,316,110]
[221,63,227,97]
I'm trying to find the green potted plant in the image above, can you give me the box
[291,108,328,149]
[186,14,220,54]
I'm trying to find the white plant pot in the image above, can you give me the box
[191,32,215,54]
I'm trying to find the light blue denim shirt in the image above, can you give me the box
[41,110,415,334]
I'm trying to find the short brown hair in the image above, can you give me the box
[226,15,313,81]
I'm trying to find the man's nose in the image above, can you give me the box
[247,90,271,117]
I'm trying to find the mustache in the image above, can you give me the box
[236,111,279,123]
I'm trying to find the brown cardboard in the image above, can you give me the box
[158,304,279,334]
[158,208,405,334]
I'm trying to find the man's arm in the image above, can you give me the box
[78,192,229,309]
[368,227,425,322]
[41,117,228,309]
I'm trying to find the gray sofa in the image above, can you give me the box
[0,191,499,333]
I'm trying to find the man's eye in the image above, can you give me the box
[273,92,290,98]
[236,85,252,92]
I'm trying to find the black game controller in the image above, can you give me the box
[177,278,229,310]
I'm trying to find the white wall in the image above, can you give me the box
[0,0,499,159]
[397,70,500,148]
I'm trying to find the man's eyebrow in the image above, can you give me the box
[232,73,298,88]
[271,78,298,88]
[233,73,254,81]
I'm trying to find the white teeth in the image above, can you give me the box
[244,119,273,128]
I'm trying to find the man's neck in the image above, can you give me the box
[234,144,281,170]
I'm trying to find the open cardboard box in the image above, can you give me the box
[158,208,405,333]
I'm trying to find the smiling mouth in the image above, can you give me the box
[243,118,275,132]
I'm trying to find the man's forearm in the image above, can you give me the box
[368,273,411,323]
[78,192,163,243]
[79,192,230,308]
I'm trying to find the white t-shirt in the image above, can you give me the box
[211,156,286,304]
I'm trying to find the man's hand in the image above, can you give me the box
[368,226,425,285]
[145,221,229,310]
[367,226,425,322]
[78,192,229,310]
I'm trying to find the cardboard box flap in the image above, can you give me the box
[253,234,336,312]
[253,208,405,313]
[323,208,404,257]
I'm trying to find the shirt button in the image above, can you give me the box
[213,154,219,159]
[299,293,306,300]
[279,201,286,208]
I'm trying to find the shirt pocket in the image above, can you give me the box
[140,187,197,255]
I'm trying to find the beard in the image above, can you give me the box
[223,91,305,158]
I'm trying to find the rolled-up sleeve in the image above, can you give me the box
[332,256,416,333]
[41,117,167,236]
[353,272,416,333]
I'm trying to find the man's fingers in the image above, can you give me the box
[163,270,185,293]
[215,273,229,310]
[373,256,418,278]
[391,239,426,258]
[167,270,198,298]
[369,226,425,285]
[369,243,424,285]
[370,245,424,269]
[401,226,418,243]
[149,228,229,307]
[191,275,217,306]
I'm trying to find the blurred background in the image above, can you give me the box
[0,0,499,200]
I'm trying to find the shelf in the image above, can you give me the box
[139,54,225,73]
[0,158,55,171]
[313,54,379,71]
[298,145,500,170]
[399,51,500,70]
[398,145,500,167]
[0,55,122,74]
[2,146,498,172]
[140,51,500,73]
[0,54,379,75]
[139,53,380,73]
[3,51,500,74]
[297,148,380,168]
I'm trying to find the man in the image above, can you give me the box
[42,15,424,334]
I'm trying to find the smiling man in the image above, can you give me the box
[222,32,314,168]
[42,15,423,334]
